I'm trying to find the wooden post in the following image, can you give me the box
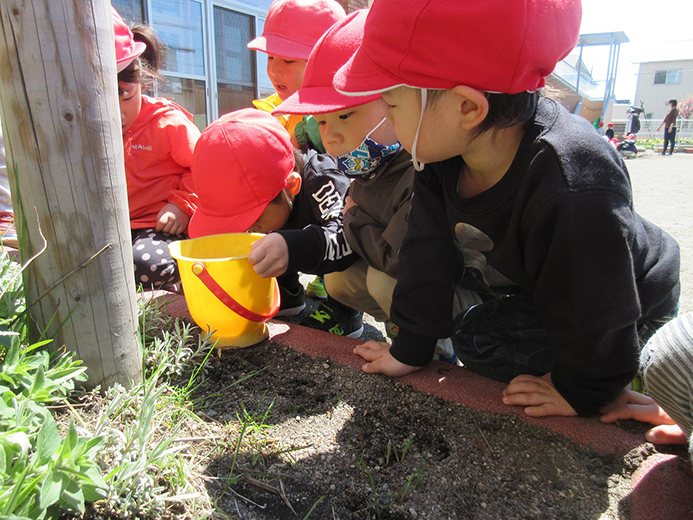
[0,0,141,388]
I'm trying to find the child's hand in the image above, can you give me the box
[156,203,189,235]
[600,390,687,445]
[353,341,421,377]
[343,196,357,215]
[248,233,289,278]
[502,373,577,417]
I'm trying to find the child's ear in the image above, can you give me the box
[285,171,302,196]
[449,86,489,130]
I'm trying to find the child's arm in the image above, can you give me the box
[166,113,201,231]
[344,186,413,278]
[275,153,355,275]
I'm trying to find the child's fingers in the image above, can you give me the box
[353,341,389,361]
[522,402,556,417]
[646,424,688,445]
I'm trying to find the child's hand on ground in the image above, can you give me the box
[248,233,289,278]
[600,389,687,445]
[502,373,577,417]
[156,203,189,235]
[353,341,421,377]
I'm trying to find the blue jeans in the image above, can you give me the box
[663,128,676,154]
[452,293,677,383]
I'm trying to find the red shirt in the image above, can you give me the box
[123,96,200,231]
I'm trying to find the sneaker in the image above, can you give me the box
[276,285,306,316]
[301,302,364,338]
[385,320,399,339]
[433,338,459,365]
[306,275,328,299]
[0,212,18,248]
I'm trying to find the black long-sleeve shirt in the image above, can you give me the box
[390,98,680,416]
[277,150,355,276]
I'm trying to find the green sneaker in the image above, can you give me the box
[306,276,328,299]
[301,302,363,339]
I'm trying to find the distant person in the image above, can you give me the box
[113,8,200,290]
[335,0,681,418]
[605,122,615,140]
[188,109,355,319]
[601,312,693,467]
[657,99,678,155]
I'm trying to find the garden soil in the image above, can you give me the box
[190,150,692,519]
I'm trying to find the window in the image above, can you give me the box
[654,70,682,85]
[214,6,256,116]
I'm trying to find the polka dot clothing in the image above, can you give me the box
[131,228,183,289]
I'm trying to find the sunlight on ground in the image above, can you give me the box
[275,401,354,461]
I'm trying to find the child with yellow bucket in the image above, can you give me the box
[185,109,357,340]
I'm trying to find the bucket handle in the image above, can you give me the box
[192,262,280,323]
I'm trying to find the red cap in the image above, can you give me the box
[274,10,380,115]
[247,0,346,60]
[608,122,614,127]
[112,7,146,73]
[599,122,604,127]
[334,0,582,95]
[188,109,296,238]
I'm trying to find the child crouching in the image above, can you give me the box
[188,109,355,319]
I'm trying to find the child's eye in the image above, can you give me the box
[317,120,326,126]
[283,59,295,64]
[338,113,352,120]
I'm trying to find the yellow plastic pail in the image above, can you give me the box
[169,233,280,348]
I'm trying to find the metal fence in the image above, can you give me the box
[611,118,693,140]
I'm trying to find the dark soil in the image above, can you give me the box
[192,339,673,520]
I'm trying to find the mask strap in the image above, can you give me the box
[367,117,388,137]
[410,89,427,172]
[281,187,294,212]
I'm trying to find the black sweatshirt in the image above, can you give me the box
[390,98,680,416]
[277,150,355,276]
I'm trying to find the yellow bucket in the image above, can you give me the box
[169,233,280,348]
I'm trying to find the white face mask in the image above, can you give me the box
[410,88,428,172]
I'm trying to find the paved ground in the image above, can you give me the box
[161,148,693,519]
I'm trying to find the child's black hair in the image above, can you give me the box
[118,25,166,92]
[669,99,677,107]
[427,88,539,140]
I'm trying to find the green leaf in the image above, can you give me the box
[35,414,60,465]
[38,470,64,510]
[57,479,84,513]
[28,365,45,398]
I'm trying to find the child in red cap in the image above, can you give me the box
[113,8,200,290]
[334,0,680,418]
[188,109,355,319]
[247,0,345,152]
[274,10,417,341]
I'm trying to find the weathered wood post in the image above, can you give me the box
[0,0,141,388]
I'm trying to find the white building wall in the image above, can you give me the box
[634,59,693,121]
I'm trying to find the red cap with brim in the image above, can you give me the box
[273,10,380,115]
[333,0,582,96]
[247,0,346,60]
[113,7,146,73]
[188,109,295,238]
